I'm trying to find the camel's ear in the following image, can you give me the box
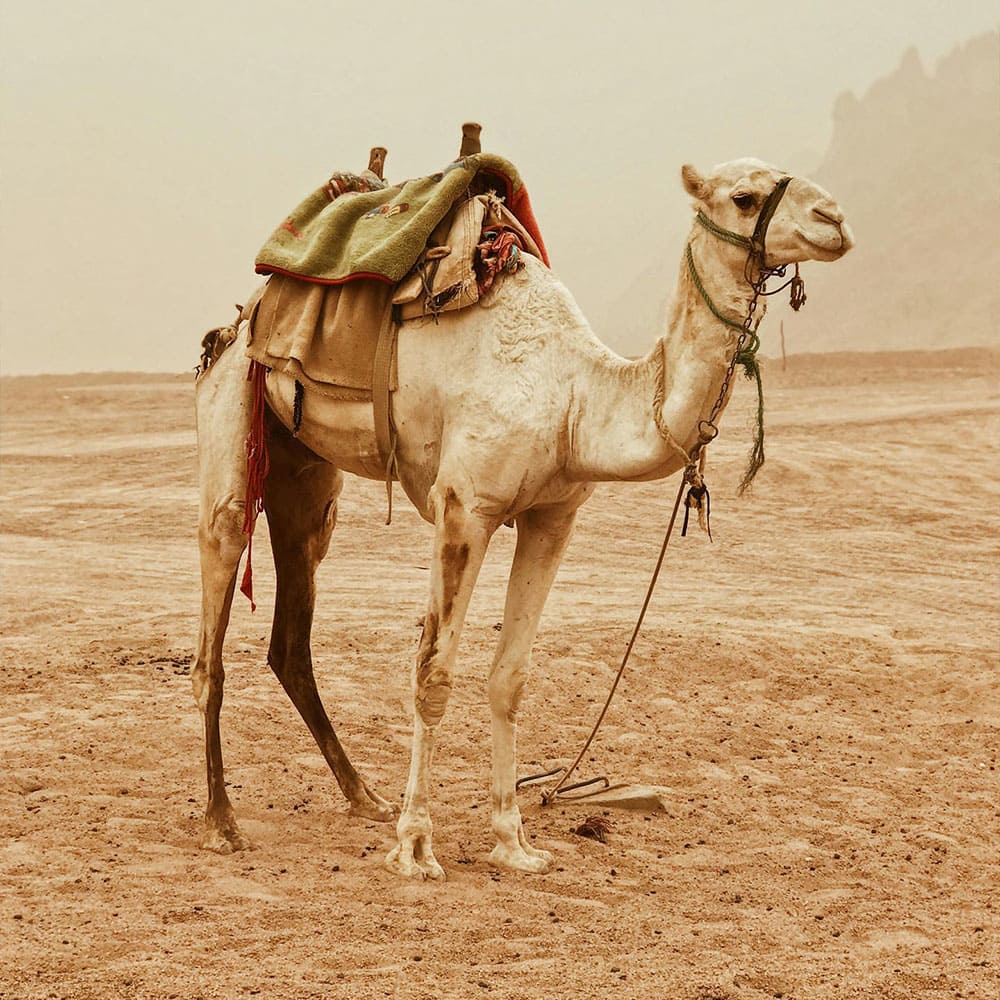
[681,164,710,201]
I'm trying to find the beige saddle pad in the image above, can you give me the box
[246,274,394,401]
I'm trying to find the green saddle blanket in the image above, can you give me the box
[254,153,548,285]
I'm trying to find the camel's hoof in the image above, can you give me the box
[488,843,553,874]
[348,785,398,823]
[200,824,252,854]
[385,843,446,881]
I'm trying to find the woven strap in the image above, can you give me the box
[750,176,791,259]
[694,175,791,262]
[371,302,399,523]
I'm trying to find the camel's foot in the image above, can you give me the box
[385,834,446,881]
[200,812,252,854]
[488,841,553,874]
[348,781,398,823]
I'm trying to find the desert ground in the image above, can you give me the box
[1,347,997,999]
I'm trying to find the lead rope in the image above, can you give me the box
[524,467,694,804]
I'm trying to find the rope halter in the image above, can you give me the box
[694,174,792,269]
[678,174,806,493]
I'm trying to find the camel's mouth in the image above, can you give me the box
[794,223,853,260]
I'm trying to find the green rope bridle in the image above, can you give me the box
[683,175,804,494]
[684,241,766,493]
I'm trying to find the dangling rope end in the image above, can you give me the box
[383,430,399,525]
[737,434,766,496]
[292,379,304,437]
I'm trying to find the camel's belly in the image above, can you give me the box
[264,369,444,519]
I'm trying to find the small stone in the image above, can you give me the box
[14,773,43,795]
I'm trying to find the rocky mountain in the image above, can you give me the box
[791,31,1000,354]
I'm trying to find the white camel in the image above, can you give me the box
[191,157,852,878]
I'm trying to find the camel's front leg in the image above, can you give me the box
[488,503,579,873]
[386,485,492,880]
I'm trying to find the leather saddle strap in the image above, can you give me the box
[371,300,399,523]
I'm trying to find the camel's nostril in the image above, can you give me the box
[813,205,844,226]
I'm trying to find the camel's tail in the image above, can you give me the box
[196,286,266,380]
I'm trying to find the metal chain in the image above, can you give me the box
[689,268,768,469]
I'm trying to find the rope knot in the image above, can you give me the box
[735,330,761,378]
[681,466,712,540]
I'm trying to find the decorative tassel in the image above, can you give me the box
[735,332,766,495]
[240,361,270,610]
[475,228,526,295]
[681,468,712,541]
[790,263,807,311]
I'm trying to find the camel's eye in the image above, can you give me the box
[732,192,755,211]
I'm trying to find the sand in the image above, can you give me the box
[1,349,997,999]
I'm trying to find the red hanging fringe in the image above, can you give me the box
[240,360,270,610]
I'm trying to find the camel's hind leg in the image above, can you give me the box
[263,411,395,822]
[191,342,253,853]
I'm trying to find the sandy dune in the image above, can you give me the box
[1,349,997,999]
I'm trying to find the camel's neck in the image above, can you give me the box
[567,228,761,483]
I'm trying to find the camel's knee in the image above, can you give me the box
[487,657,529,723]
[302,495,339,562]
[200,492,248,564]
[190,658,224,715]
[416,678,452,726]
[414,612,452,726]
[190,660,207,711]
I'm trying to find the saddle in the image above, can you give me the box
[244,128,548,483]
[229,125,548,605]
[246,191,543,400]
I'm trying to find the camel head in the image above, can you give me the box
[681,158,853,268]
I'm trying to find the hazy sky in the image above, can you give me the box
[1,0,996,374]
